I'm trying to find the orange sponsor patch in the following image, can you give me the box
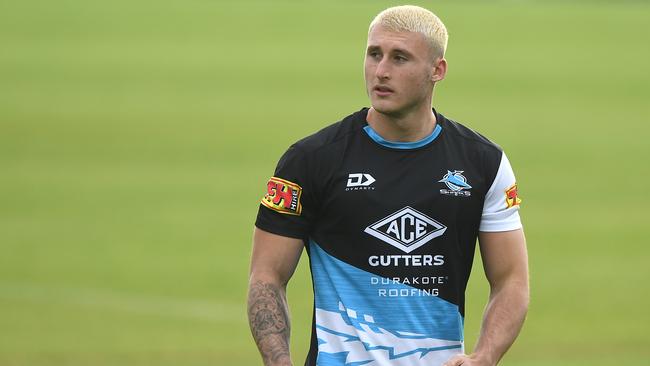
[505,183,522,208]
[261,177,303,215]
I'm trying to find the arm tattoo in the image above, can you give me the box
[248,281,291,365]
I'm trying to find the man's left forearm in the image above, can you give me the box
[470,279,529,365]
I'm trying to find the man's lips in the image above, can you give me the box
[373,85,394,96]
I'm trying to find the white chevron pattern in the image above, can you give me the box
[316,306,463,365]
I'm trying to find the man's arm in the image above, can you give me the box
[444,228,529,366]
[248,227,304,366]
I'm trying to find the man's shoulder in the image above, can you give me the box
[291,108,368,154]
[439,113,503,154]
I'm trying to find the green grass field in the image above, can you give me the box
[1,0,649,364]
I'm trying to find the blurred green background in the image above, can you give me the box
[1,0,648,365]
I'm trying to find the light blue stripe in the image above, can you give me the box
[363,124,442,149]
[310,239,463,341]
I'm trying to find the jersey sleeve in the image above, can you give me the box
[479,152,523,232]
[255,144,316,239]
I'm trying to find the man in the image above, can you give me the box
[248,5,529,366]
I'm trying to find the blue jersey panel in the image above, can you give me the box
[310,240,463,365]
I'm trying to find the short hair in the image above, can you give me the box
[369,5,448,59]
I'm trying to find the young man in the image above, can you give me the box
[248,5,529,366]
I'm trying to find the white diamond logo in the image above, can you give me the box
[364,206,446,253]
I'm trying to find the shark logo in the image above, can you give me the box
[438,170,472,197]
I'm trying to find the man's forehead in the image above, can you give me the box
[366,26,427,49]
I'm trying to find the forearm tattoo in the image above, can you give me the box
[248,281,291,365]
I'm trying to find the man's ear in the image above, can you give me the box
[432,58,447,82]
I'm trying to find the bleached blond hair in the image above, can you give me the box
[369,5,448,59]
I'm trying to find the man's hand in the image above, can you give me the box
[443,353,494,366]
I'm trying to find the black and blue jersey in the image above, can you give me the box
[256,107,522,366]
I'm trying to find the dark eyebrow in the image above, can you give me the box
[366,45,381,53]
[391,48,414,57]
[366,45,415,59]
[366,45,414,56]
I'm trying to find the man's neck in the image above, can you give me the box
[366,105,437,143]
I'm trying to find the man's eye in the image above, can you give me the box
[394,55,407,62]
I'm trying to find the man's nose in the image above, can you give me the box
[375,58,390,80]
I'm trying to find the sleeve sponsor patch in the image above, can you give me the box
[505,183,522,208]
[261,177,303,216]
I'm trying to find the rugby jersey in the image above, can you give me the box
[256,107,522,366]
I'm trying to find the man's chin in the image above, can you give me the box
[370,100,399,115]
[371,102,401,117]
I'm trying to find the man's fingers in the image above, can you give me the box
[443,354,468,366]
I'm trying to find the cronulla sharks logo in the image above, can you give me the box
[438,170,472,197]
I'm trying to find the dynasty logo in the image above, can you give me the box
[261,177,302,215]
[346,173,376,191]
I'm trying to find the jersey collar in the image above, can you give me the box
[362,110,443,150]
